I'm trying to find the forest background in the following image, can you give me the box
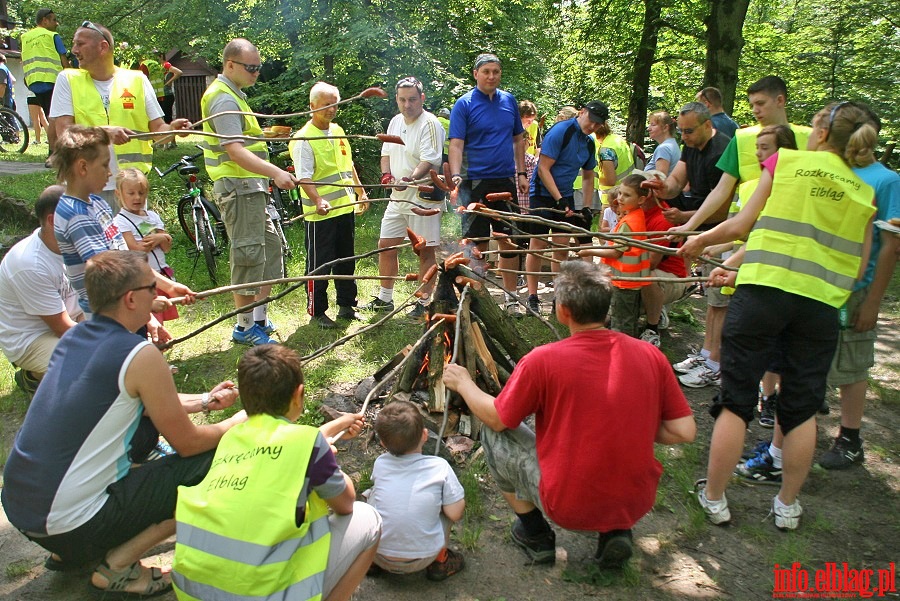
[2,0,898,169]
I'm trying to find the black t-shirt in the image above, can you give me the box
[673,131,731,213]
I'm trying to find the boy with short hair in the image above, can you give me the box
[366,400,466,581]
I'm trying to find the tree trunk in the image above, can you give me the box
[625,0,663,145]
[702,0,752,115]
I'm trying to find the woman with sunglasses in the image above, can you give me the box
[680,102,878,532]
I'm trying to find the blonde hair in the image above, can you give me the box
[115,168,149,194]
[606,186,620,203]
[813,102,878,168]
[556,106,577,122]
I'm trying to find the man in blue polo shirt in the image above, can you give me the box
[449,53,527,315]
[523,103,603,313]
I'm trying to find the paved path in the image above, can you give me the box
[0,161,48,176]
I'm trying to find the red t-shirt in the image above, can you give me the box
[494,329,692,531]
[642,203,688,277]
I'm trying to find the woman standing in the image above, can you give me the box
[645,111,680,176]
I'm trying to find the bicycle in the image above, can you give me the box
[0,106,29,154]
[155,149,227,285]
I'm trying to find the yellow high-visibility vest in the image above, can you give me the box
[21,27,61,87]
[291,120,355,222]
[200,79,269,181]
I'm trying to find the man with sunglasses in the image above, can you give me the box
[50,21,190,212]
[3,250,247,596]
[201,38,297,345]
[362,76,445,319]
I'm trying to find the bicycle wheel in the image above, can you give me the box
[0,108,29,154]
[177,196,197,244]
[195,207,218,285]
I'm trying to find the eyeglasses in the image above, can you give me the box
[129,283,158,295]
[80,21,111,46]
[229,60,262,74]
[395,76,423,94]
[677,126,697,135]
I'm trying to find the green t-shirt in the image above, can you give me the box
[714,136,740,179]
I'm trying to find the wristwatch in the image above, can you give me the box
[201,392,211,416]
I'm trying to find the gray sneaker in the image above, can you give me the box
[695,479,731,525]
[640,329,661,348]
[772,496,802,531]
[678,364,720,388]
[673,350,704,373]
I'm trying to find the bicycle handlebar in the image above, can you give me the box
[154,151,205,178]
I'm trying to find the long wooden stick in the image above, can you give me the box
[435,284,471,455]
[168,274,409,304]
[490,268,719,281]
[129,130,400,145]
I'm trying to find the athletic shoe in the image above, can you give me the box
[259,319,277,335]
[425,548,465,581]
[679,364,720,388]
[695,479,730,525]
[818,400,830,415]
[659,305,670,330]
[527,294,540,314]
[232,323,276,345]
[743,439,772,460]
[735,449,782,485]
[510,519,556,564]
[360,297,394,312]
[595,530,633,569]
[772,496,802,531]
[505,300,523,317]
[640,329,661,348]
[407,303,427,319]
[312,314,338,329]
[673,350,705,374]
[818,436,864,470]
[14,369,39,396]
[337,306,363,321]
[759,392,777,428]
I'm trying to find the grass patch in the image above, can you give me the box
[458,516,484,551]
[655,443,707,539]
[769,534,811,567]
[5,559,32,579]
[460,455,489,519]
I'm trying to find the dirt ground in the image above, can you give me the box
[1,296,897,601]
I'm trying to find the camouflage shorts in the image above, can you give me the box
[481,424,544,512]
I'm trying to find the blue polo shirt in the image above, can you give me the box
[449,87,524,180]
[530,118,598,198]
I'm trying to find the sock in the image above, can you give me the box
[706,358,720,372]
[237,312,253,330]
[774,494,795,509]
[701,348,711,359]
[253,304,267,323]
[516,508,551,536]
[646,322,659,333]
[769,444,783,469]
[378,287,393,302]
[838,426,861,444]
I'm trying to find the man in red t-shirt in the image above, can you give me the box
[639,195,690,347]
[443,261,695,569]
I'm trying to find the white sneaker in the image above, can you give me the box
[659,305,670,330]
[505,301,523,317]
[773,496,802,531]
[673,351,705,374]
[679,364,721,388]
[695,480,731,525]
[640,329,661,348]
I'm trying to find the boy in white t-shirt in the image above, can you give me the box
[366,400,466,580]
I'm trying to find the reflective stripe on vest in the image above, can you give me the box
[737,149,875,308]
[67,69,153,173]
[21,27,62,87]
[200,79,269,180]
[602,211,650,288]
[291,120,355,222]
[174,415,330,601]
[140,60,164,97]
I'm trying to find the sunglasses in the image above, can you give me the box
[81,21,111,46]
[230,59,262,74]
[676,126,698,135]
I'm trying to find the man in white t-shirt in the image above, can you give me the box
[50,22,189,211]
[0,185,83,394]
[361,77,445,319]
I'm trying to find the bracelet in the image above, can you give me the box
[452,173,461,178]
[517,171,527,176]
[201,392,210,416]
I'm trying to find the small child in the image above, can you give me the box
[579,174,651,338]
[601,186,620,232]
[366,400,466,581]
[113,168,179,322]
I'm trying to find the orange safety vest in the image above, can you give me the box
[602,208,650,289]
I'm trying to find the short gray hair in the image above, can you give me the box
[310,81,340,104]
[555,261,612,325]
[679,101,710,123]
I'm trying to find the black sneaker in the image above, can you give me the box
[425,548,465,581]
[818,436,864,470]
[312,314,338,329]
[407,303,427,319]
[14,369,39,396]
[742,439,772,460]
[510,519,556,565]
[527,294,540,314]
[595,530,633,569]
[360,297,394,312]
[759,393,777,428]
[337,306,363,321]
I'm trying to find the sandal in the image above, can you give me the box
[91,560,172,598]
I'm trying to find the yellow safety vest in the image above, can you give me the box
[200,79,269,181]
[20,27,62,87]
[737,149,874,308]
[525,121,538,156]
[67,68,153,173]
[291,120,355,222]
[437,116,450,155]
[140,59,164,98]
[732,123,813,213]
[173,415,331,601]
[575,133,634,194]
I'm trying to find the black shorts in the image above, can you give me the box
[23,450,214,564]
[31,89,54,116]
[522,195,592,237]
[460,177,520,240]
